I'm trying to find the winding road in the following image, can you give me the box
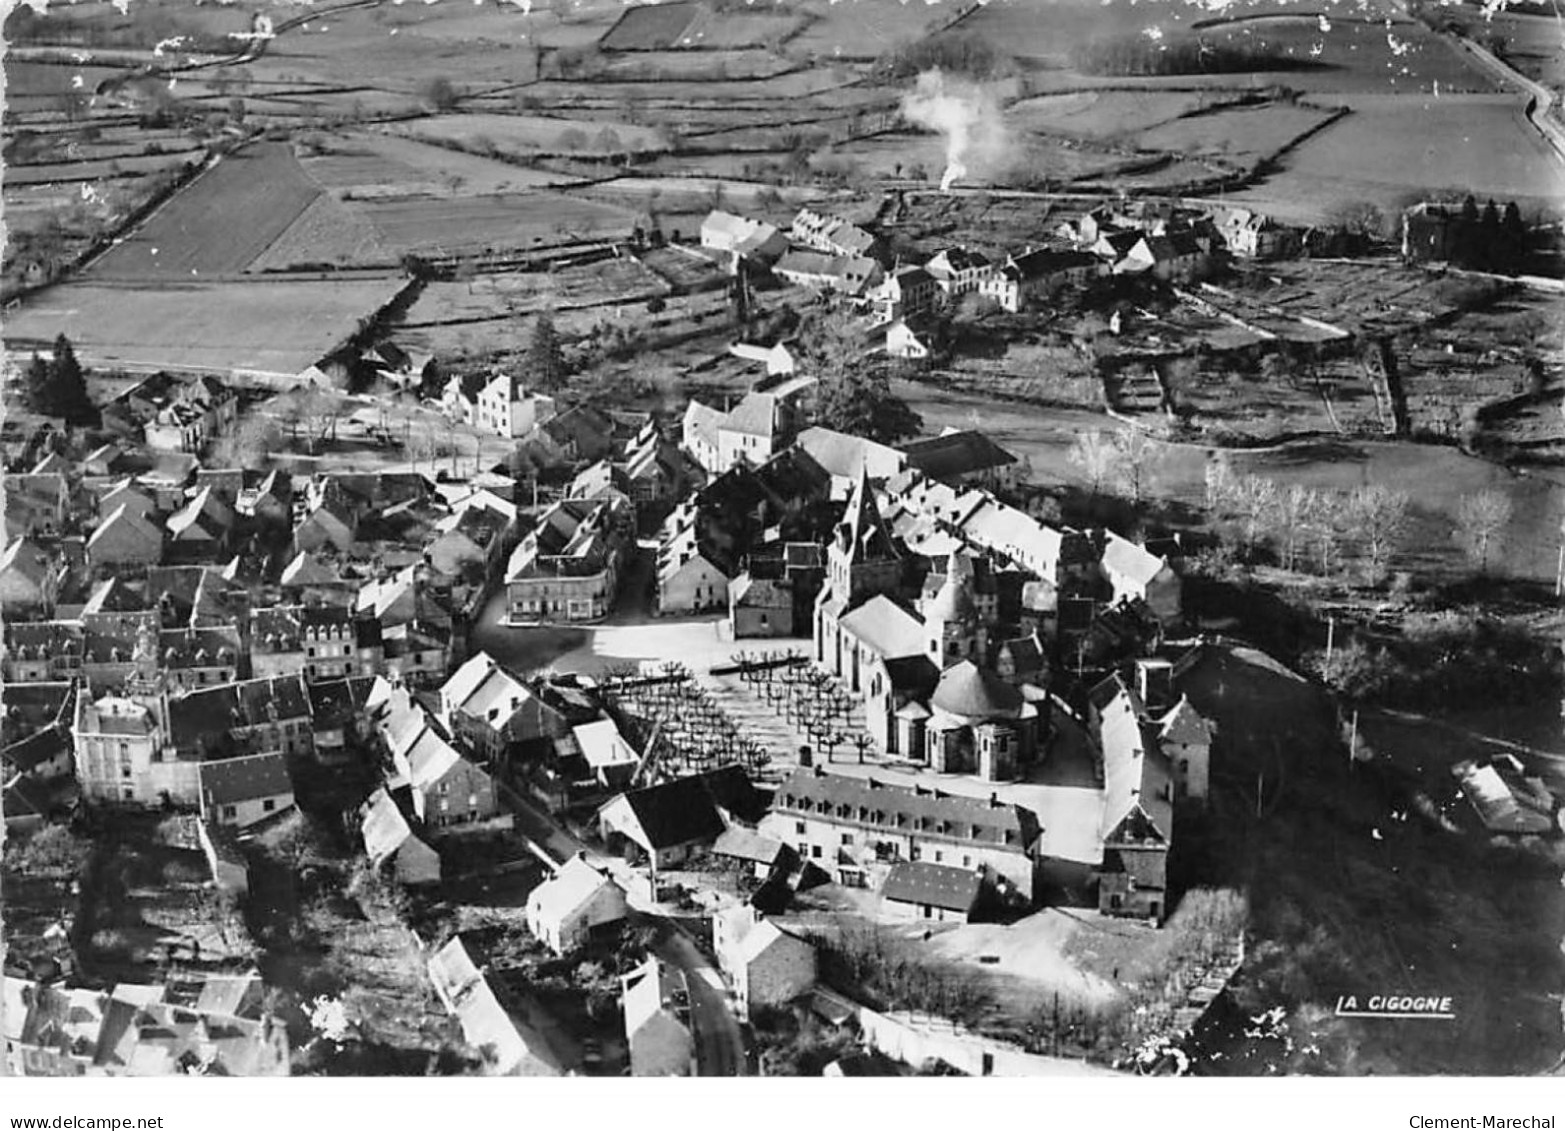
[494,781,752,1076]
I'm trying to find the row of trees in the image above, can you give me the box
[1071,34,1302,78]
[1204,457,1517,580]
[1068,427,1165,506]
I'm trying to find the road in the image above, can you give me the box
[492,780,753,1076]
[654,923,748,1077]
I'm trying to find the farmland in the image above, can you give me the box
[387,112,671,159]
[85,141,317,279]
[4,277,408,380]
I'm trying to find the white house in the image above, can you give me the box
[712,905,817,1019]
[475,374,556,439]
[621,957,695,1077]
[525,854,630,956]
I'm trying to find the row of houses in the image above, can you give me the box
[3,971,288,1077]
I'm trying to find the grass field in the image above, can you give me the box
[389,111,669,158]
[1132,101,1338,167]
[401,258,669,327]
[788,0,956,60]
[1007,90,1215,140]
[4,276,407,379]
[86,141,319,279]
[1225,94,1564,224]
[1488,9,1565,87]
[351,190,636,257]
[303,131,582,197]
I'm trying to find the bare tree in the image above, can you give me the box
[211,414,283,468]
[1229,475,1278,553]
[1269,483,1316,572]
[1203,452,1236,514]
[1454,489,1513,575]
[1068,430,1115,497]
[1110,427,1162,506]
[1347,485,1410,585]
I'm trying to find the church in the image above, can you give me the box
[813,470,1048,778]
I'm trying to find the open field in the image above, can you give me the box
[1131,100,1338,167]
[1007,90,1216,140]
[4,276,407,379]
[388,111,670,158]
[1486,8,1565,88]
[600,2,802,52]
[85,141,316,279]
[302,131,584,196]
[401,258,669,327]
[351,191,637,258]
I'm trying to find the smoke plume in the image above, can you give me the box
[900,69,1010,193]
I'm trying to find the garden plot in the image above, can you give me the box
[401,259,669,328]
[5,152,198,185]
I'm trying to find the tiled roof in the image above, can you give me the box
[930,661,1025,720]
[839,595,925,660]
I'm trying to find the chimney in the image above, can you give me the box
[989,792,999,809]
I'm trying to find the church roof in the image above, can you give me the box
[930,661,1024,721]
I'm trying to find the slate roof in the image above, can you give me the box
[931,661,1025,720]
[881,861,984,912]
[838,595,926,661]
[199,752,293,807]
[712,826,788,867]
[773,768,1039,852]
[902,430,1018,482]
[614,774,728,850]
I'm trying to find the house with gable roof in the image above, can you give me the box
[88,505,164,570]
[1099,531,1181,624]
[360,787,441,885]
[525,853,630,956]
[198,751,295,830]
[4,473,70,540]
[0,537,66,616]
[427,937,562,1076]
[620,956,695,1077]
[712,904,816,1018]
[1090,673,1174,921]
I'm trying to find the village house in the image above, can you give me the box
[886,318,937,361]
[438,653,581,766]
[869,266,938,325]
[428,937,562,1076]
[982,248,1106,312]
[1212,206,1295,259]
[1099,532,1182,625]
[1090,673,1175,921]
[121,372,239,454]
[72,694,178,806]
[794,427,907,500]
[3,722,75,782]
[599,766,762,873]
[760,766,1044,901]
[84,506,162,569]
[373,682,505,830]
[923,247,995,296]
[440,372,486,427]
[4,473,70,540]
[700,210,790,265]
[4,622,85,686]
[525,854,631,956]
[880,860,986,923]
[657,522,734,616]
[790,207,885,263]
[568,717,642,791]
[711,826,795,882]
[505,495,634,624]
[427,500,515,584]
[0,537,66,617]
[902,430,1021,494]
[681,389,805,476]
[475,373,556,439]
[624,425,689,506]
[712,905,817,1018]
[773,249,883,296]
[621,957,695,1077]
[249,605,305,680]
[96,478,159,523]
[361,786,442,885]
[197,751,295,830]
[729,340,798,378]
[3,975,289,1077]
